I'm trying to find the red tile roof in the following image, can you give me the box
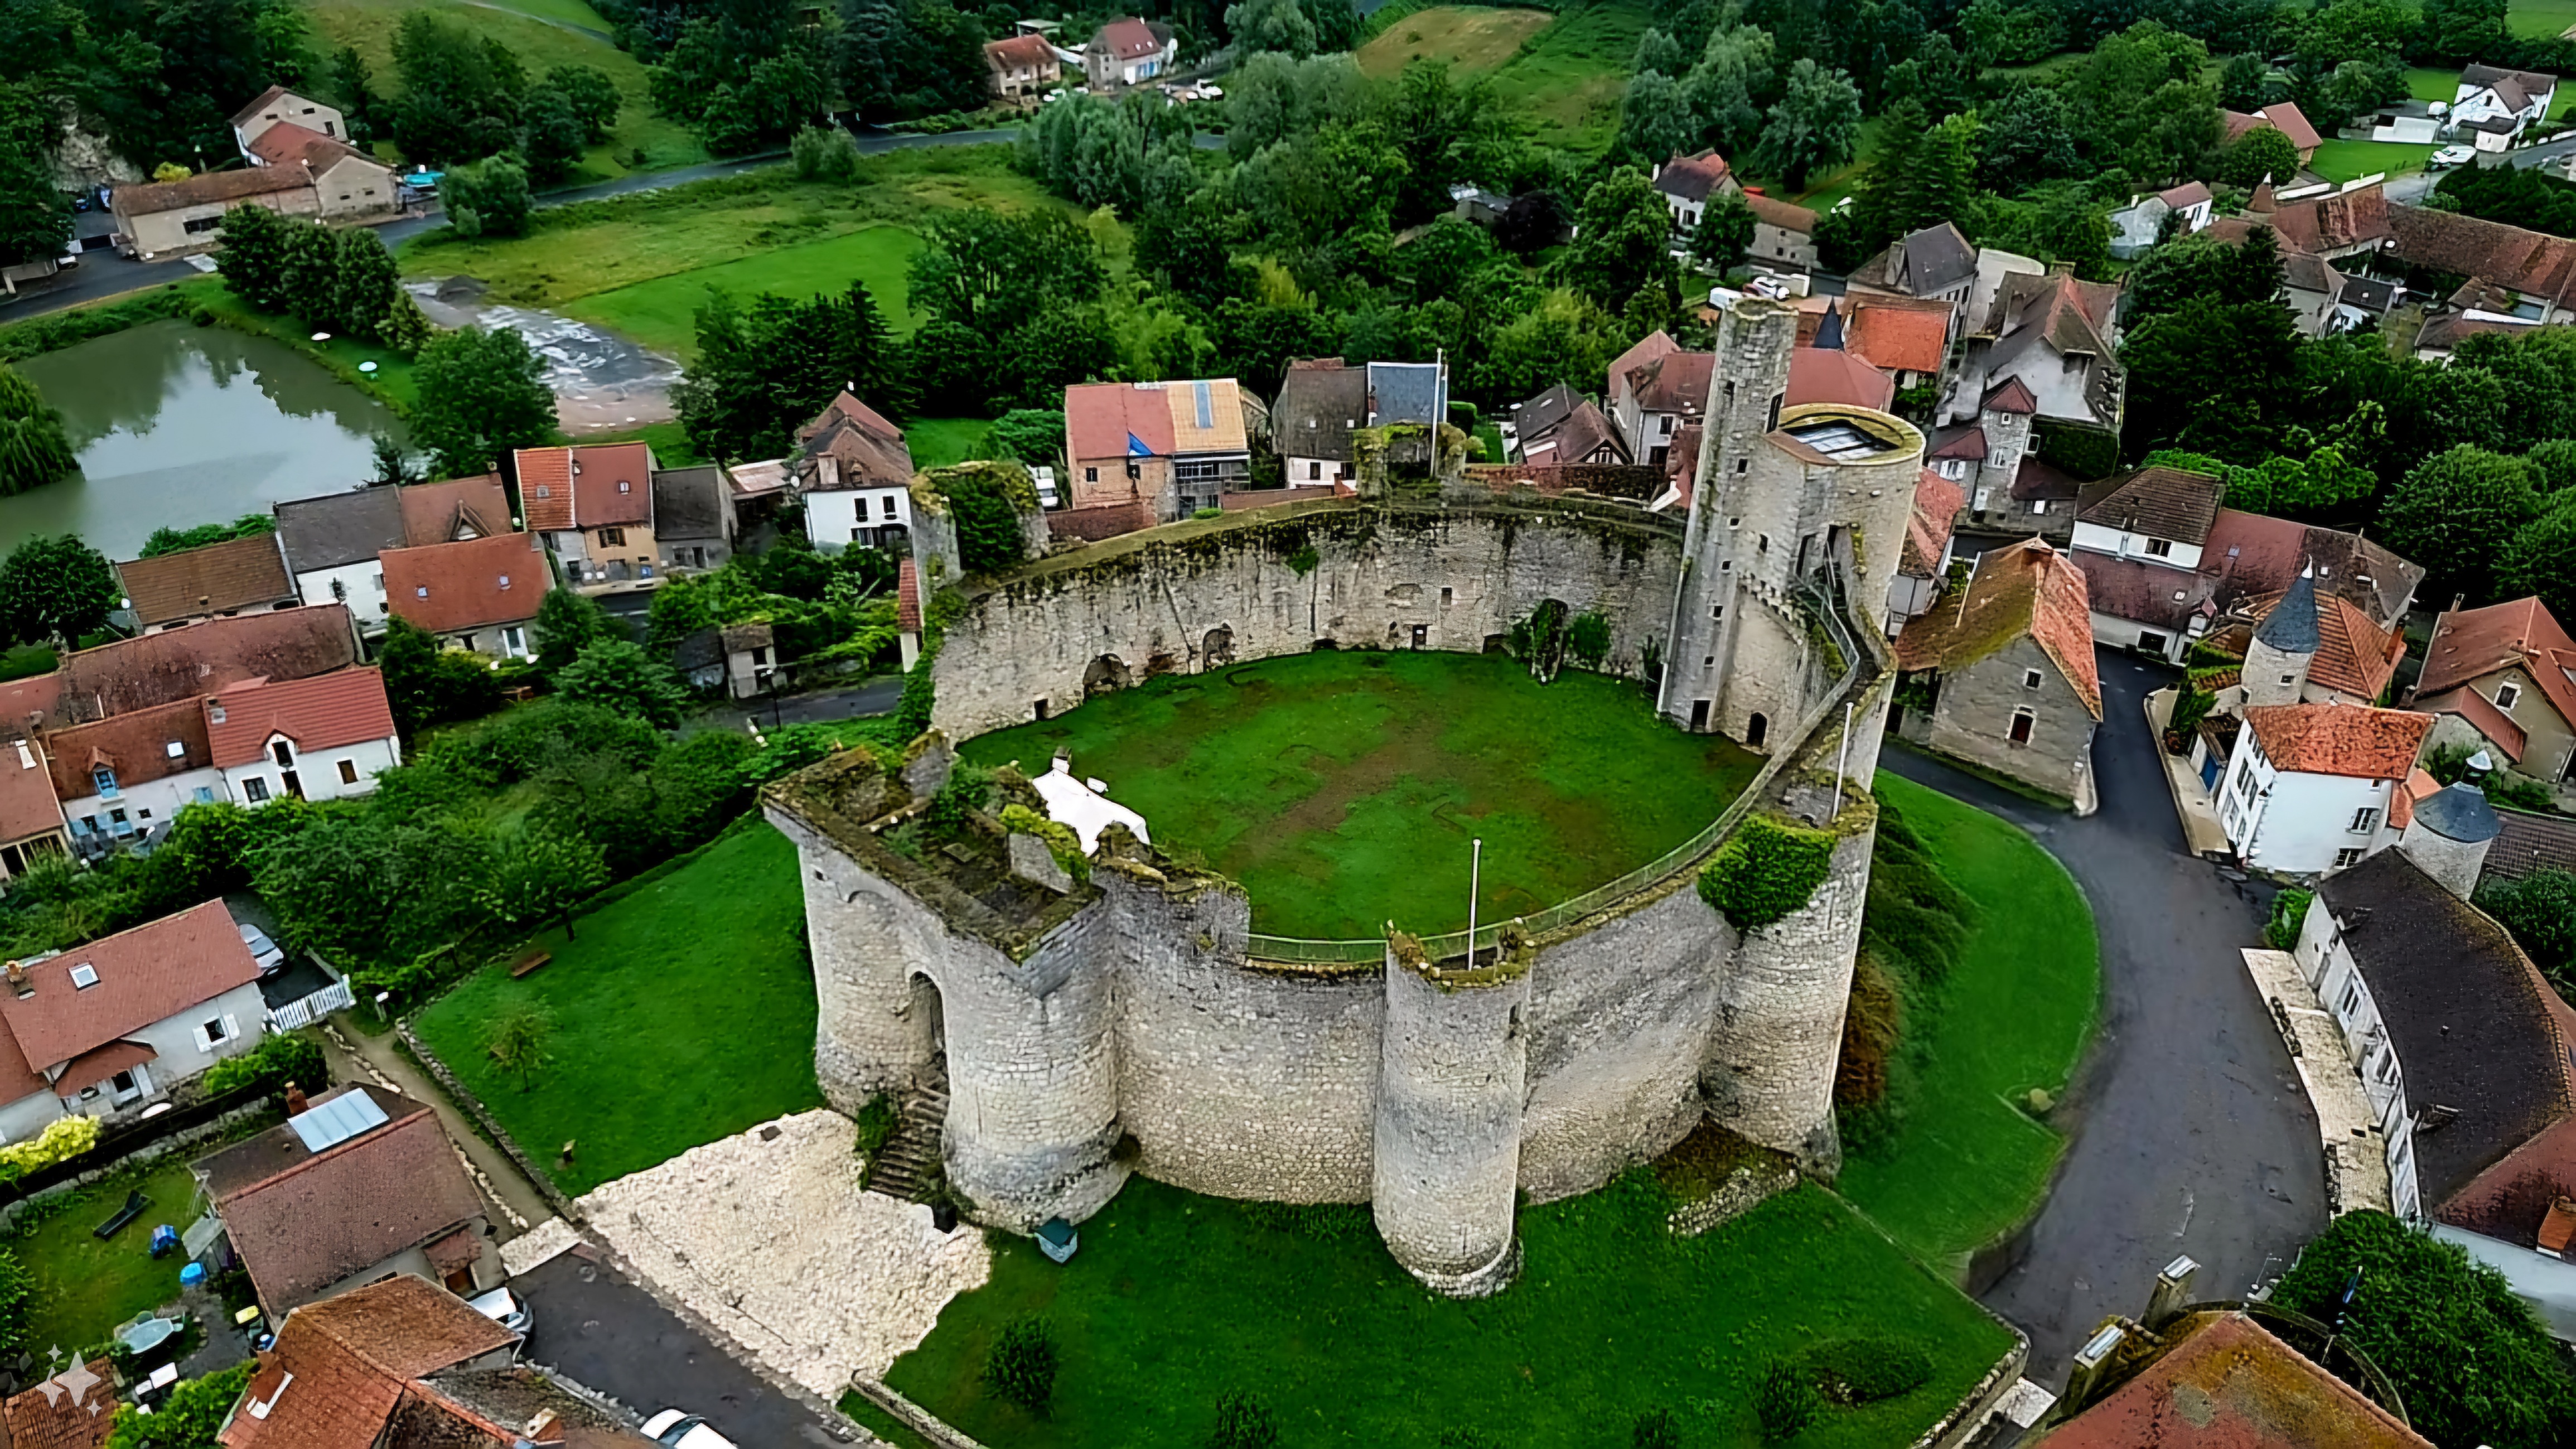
[2240,589,2405,699]
[2200,509,2422,627]
[45,697,214,801]
[112,165,310,217]
[200,1085,485,1310]
[398,475,512,545]
[2390,204,2576,298]
[203,667,397,769]
[2388,767,2439,830]
[2,1366,118,1449]
[2414,685,2528,763]
[1744,192,1815,234]
[0,735,61,846]
[573,443,653,528]
[1785,347,1894,410]
[513,447,574,533]
[2042,1310,2430,1448]
[54,1039,156,1098]
[1094,16,1162,59]
[0,1017,38,1104]
[1847,298,1950,376]
[114,534,294,627]
[2418,597,2576,732]
[897,557,922,633]
[49,608,357,729]
[1981,375,2038,415]
[984,32,1057,69]
[246,121,371,175]
[2270,183,2393,256]
[0,900,257,1071]
[1894,538,2102,718]
[380,533,550,636]
[1066,380,1176,463]
[1902,468,1964,576]
[223,1274,520,1449]
[2245,703,2432,779]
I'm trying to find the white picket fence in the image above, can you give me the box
[267,978,354,1031]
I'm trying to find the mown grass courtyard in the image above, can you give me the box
[564,225,929,358]
[956,650,1763,940]
[410,822,820,1195]
[7,1153,209,1356]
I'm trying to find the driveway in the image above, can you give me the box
[1881,649,2326,1383]
[723,676,903,731]
[515,1248,860,1447]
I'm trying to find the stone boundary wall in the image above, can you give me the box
[1916,1328,2032,1449]
[1665,1162,1800,1237]
[1464,462,1668,499]
[1046,500,1152,541]
[848,1375,985,1449]
[399,1022,587,1224]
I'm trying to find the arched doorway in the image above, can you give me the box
[1745,712,1768,748]
[1202,626,1235,669]
[1084,655,1133,697]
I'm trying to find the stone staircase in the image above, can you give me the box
[867,1081,950,1204]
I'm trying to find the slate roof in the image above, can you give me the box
[1653,150,1732,204]
[1898,222,1976,296]
[202,667,397,769]
[2254,568,2321,653]
[1927,423,1986,461]
[2243,703,2429,779]
[0,900,256,1072]
[2418,597,2576,730]
[2075,466,2222,545]
[49,607,358,728]
[112,165,309,216]
[2198,510,2422,627]
[276,488,407,574]
[2418,781,2502,843]
[2317,847,2576,1211]
[1785,347,1893,410]
[2462,63,2558,104]
[1981,375,2040,415]
[2389,204,2576,298]
[224,1274,520,1449]
[1273,363,1368,463]
[45,696,214,802]
[115,534,295,627]
[380,533,549,635]
[197,1084,485,1310]
[398,475,511,545]
[2041,1310,2430,1448]
[1366,361,1444,425]
[1901,468,1964,577]
[650,467,728,543]
[1507,382,1579,450]
[1894,538,2101,718]
[1523,399,1627,465]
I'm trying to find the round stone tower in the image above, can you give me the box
[2242,564,2321,707]
[1372,936,1530,1297]
[2399,782,2501,899]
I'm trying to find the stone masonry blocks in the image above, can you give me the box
[1373,953,1530,1296]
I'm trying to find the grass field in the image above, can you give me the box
[1356,4,1647,153]
[2309,137,2438,183]
[400,149,1060,313]
[564,226,929,357]
[955,650,1762,940]
[1837,774,2100,1262]
[2512,0,2576,38]
[9,1154,209,1355]
[410,822,822,1195]
[306,0,706,183]
[854,1176,2013,1449]
[906,417,995,468]
[192,278,423,412]
[2408,66,2462,103]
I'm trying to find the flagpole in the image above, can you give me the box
[1468,838,1482,965]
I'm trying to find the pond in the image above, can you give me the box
[7,320,406,559]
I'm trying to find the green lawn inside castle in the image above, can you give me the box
[955,649,1763,940]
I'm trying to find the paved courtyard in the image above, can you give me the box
[576,1110,990,1398]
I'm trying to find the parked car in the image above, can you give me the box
[642,1411,739,1448]
[2431,143,2475,169]
[238,922,286,975]
[465,1285,530,1335]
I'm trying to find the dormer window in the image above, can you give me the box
[270,741,293,767]
[210,704,226,724]
[499,574,511,589]
[92,767,117,798]
[164,741,183,759]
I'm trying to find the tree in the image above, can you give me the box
[2118,293,2305,462]
[411,327,555,478]
[479,827,607,943]
[0,534,115,644]
[519,88,587,185]
[1681,22,1778,160]
[832,0,989,123]
[441,156,533,238]
[2478,866,2576,998]
[391,10,522,165]
[543,63,620,142]
[1749,59,1861,191]
[214,201,298,314]
[2216,125,2302,189]
[2381,445,2544,605]
[1689,189,1756,269]
[483,998,556,1087]
[2272,1210,2576,1449]
[554,638,688,728]
[0,366,74,499]
[2503,498,2576,626]
[330,44,381,143]
[2218,51,2268,110]
[1552,169,1683,316]
[104,1363,255,1449]
[675,282,901,461]
[0,148,70,270]
[1616,70,1698,168]
[908,209,1107,341]
[984,409,1065,464]
[1977,84,2080,189]
[1226,0,1316,57]
[791,123,864,181]
[2420,0,2510,62]
[378,615,505,733]
[534,588,618,673]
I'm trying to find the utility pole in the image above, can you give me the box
[1466,838,1482,967]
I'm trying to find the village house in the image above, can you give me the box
[1650,149,1737,231]
[983,32,1061,105]
[2215,703,2432,874]
[1942,378,2084,539]
[1893,538,2102,808]
[1746,192,1819,273]
[793,393,917,552]
[511,443,659,593]
[2221,102,2326,166]
[1065,378,1259,525]
[2390,203,2576,326]
[50,698,223,854]
[2068,465,2221,658]
[115,533,299,634]
[30,607,360,733]
[2084,506,2422,665]
[1607,331,1713,468]
[2452,62,2560,151]
[2041,1297,2432,1446]
[724,621,777,701]
[399,474,514,545]
[1887,467,1966,633]
[1501,383,1627,466]
[112,116,397,261]
[195,1083,501,1315]
[379,531,552,660]
[203,667,401,808]
[1272,358,1448,489]
[0,736,64,882]
[1848,221,1983,317]
[2107,180,2216,259]
[2215,567,2408,708]
[1944,267,2125,437]
[1085,16,1175,89]
[1794,292,1951,389]
[2410,596,2576,789]
[243,122,397,216]
[653,464,737,574]
[0,900,267,1143]
[218,1274,526,1449]
[230,85,348,155]
[273,488,407,632]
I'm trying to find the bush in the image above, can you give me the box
[852,1092,898,1163]
[0,1114,98,1181]
[1699,815,1837,933]
[1631,1407,1680,1449]
[790,125,864,182]
[1753,1358,1817,1441]
[2266,888,2313,952]
[0,1246,29,1358]
[200,1032,327,1100]
[1207,1390,1279,1449]
[983,1314,1057,1414]
[104,1361,254,1448]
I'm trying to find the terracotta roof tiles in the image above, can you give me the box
[2243,703,2430,779]
[1894,538,2101,718]
[1744,192,1815,234]
[1653,150,1732,203]
[0,733,61,847]
[1,1369,118,1449]
[397,476,512,545]
[2041,1310,2430,1448]
[112,166,309,216]
[1901,468,1963,577]
[1847,299,1950,376]
[45,696,214,801]
[985,33,1057,69]
[0,900,257,1071]
[380,533,550,636]
[247,121,373,175]
[1785,347,1893,410]
[2418,597,2576,732]
[2390,204,2576,298]
[223,1274,520,1449]
[115,534,295,627]
[202,666,397,769]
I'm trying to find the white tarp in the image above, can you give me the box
[1032,758,1150,853]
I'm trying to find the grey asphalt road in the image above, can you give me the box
[515,1248,857,1447]
[2385,132,2576,203]
[721,675,904,731]
[1882,648,2326,1385]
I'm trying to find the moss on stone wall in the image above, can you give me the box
[1697,814,1838,933]
[1001,804,1090,885]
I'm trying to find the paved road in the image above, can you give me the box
[724,675,904,731]
[516,1249,857,1446]
[1883,649,2326,1384]
[2384,133,2576,204]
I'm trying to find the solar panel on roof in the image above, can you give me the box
[288,1090,389,1153]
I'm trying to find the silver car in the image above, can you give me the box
[642,1410,739,1448]
[465,1285,530,1335]
[238,922,286,975]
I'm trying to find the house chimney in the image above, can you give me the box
[524,1409,559,1438]
[2062,1322,2128,1413]
[285,1081,308,1115]
[2144,1254,2198,1330]
[4,962,26,998]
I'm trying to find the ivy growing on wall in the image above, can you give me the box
[1001,804,1090,885]
[1698,815,1836,933]
[1567,611,1612,670]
